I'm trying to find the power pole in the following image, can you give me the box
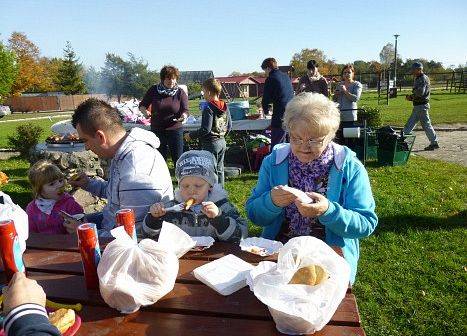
[394,34,399,90]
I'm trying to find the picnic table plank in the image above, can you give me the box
[76,305,365,336]
[26,232,344,260]
[24,249,207,283]
[28,272,360,326]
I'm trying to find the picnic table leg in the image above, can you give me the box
[242,131,253,172]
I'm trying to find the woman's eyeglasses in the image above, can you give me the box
[289,135,327,148]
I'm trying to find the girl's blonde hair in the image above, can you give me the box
[28,160,64,198]
[202,78,222,96]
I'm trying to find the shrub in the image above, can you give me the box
[359,106,382,128]
[7,123,43,158]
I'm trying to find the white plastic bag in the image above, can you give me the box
[249,236,350,335]
[0,191,29,253]
[97,222,195,313]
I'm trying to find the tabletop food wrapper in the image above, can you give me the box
[0,191,29,253]
[193,254,254,296]
[97,221,195,313]
[246,236,351,335]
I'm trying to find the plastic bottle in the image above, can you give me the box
[0,219,25,282]
[77,223,101,290]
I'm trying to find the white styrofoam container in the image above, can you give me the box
[193,254,254,296]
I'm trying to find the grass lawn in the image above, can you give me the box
[0,154,465,336]
[359,90,467,126]
[0,115,71,148]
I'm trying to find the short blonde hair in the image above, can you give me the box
[283,92,340,138]
[202,78,222,96]
[28,160,64,198]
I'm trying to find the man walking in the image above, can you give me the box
[261,58,294,151]
[403,62,439,150]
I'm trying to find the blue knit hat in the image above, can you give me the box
[175,150,218,186]
[411,62,423,70]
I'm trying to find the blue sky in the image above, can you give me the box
[1,0,466,76]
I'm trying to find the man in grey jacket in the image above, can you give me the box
[403,62,439,150]
[70,98,174,236]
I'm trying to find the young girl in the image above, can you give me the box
[184,78,231,186]
[143,150,247,243]
[26,160,83,234]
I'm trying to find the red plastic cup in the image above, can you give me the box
[115,209,137,242]
[77,223,101,290]
[0,219,25,282]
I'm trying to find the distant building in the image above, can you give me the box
[215,75,298,98]
[178,71,214,84]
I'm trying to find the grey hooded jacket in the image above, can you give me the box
[142,184,248,243]
[84,127,174,236]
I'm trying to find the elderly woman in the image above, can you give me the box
[246,93,377,284]
[297,60,329,97]
[333,64,362,125]
[139,65,188,163]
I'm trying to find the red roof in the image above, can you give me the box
[251,76,266,84]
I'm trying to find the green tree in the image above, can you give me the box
[290,48,328,76]
[36,57,62,92]
[84,66,103,93]
[56,41,86,94]
[0,41,19,102]
[101,53,127,101]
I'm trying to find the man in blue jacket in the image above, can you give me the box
[261,58,294,151]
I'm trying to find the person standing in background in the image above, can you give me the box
[333,64,362,127]
[297,60,329,97]
[403,62,439,150]
[261,58,294,151]
[139,65,189,163]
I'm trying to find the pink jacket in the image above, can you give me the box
[26,193,83,234]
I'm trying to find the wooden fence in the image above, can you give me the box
[5,94,109,112]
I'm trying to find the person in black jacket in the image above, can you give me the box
[261,58,294,151]
[2,272,60,336]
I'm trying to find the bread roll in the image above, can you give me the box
[288,265,328,286]
[49,308,75,333]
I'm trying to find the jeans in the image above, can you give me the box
[201,138,226,186]
[403,104,438,145]
[153,128,184,164]
[270,127,287,152]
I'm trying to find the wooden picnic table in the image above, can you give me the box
[16,233,366,335]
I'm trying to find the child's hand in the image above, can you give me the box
[201,201,219,218]
[150,203,166,218]
[183,133,191,142]
[68,172,90,188]
[63,218,82,234]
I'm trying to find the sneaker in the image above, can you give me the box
[424,143,440,151]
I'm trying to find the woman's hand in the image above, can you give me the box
[184,133,191,142]
[201,201,219,218]
[294,192,329,218]
[62,218,82,234]
[150,203,166,218]
[271,185,297,207]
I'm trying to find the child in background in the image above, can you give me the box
[184,78,231,186]
[26,160,84,234]
[143,150,247,243]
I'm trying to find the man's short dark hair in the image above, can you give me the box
[72,98,123,136]
[307,60,319,70]
[261,58,277,70]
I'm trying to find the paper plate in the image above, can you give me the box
[190,236,215,251]
[0,310,81,336]
[240,237,283,256]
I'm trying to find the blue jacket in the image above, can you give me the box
[246,142,378,283]
[262,69,294,128]
[3,304,60,336]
